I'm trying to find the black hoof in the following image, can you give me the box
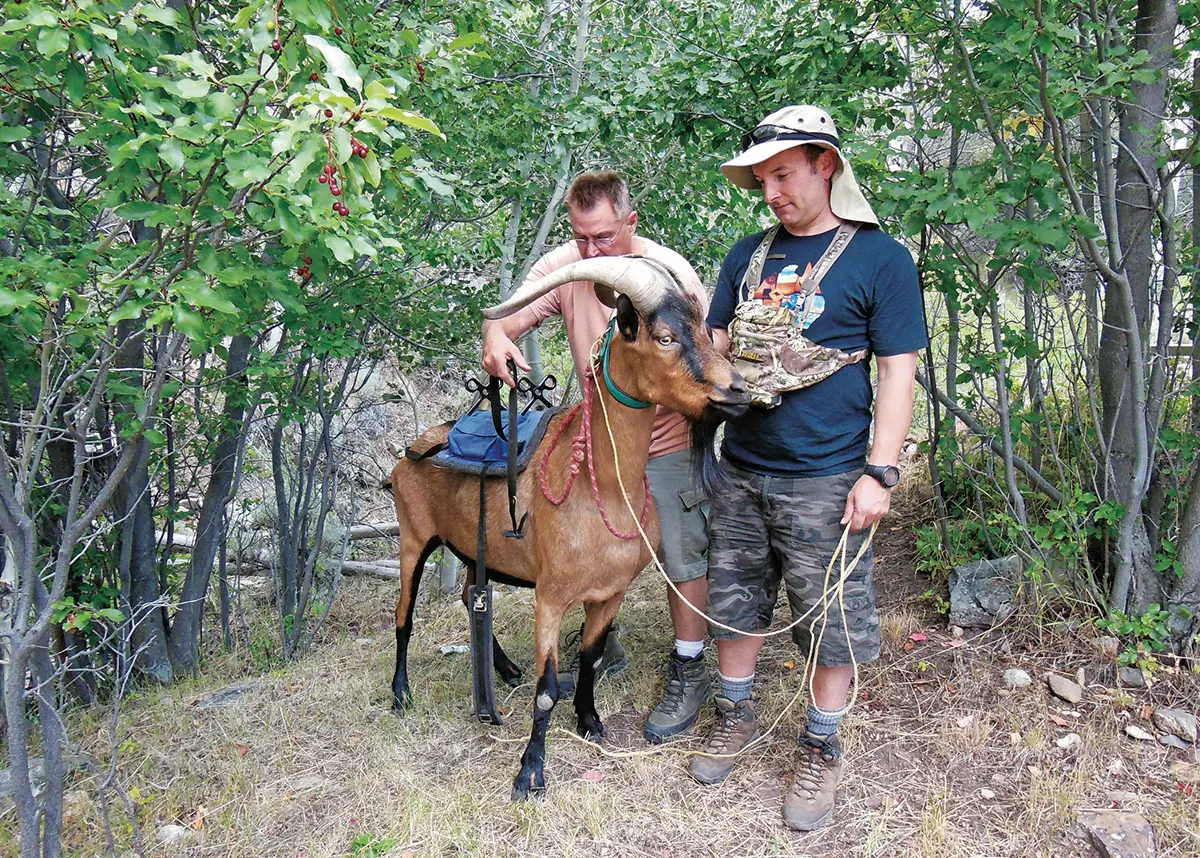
[577,713,604,741]
[391,688,413,713]
[511,771,546,801]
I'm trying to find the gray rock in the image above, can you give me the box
[1151,708,1197,744]
[1077,810,1156,858]
[1160,734,1190,751]
[1095,636,1121,661]
[1,755,92,815]
[1118,667,1147,688]
[1124,724,1155,742]
[156,824,194,846]
[1047,673,1084,704]
[1004,668,1033,688]
[949,555,1021,628]
[195,681,266,709]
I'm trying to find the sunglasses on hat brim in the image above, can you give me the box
[739,124,840,153]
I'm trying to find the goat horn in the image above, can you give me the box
[482,256,669,320]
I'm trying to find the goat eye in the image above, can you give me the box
[657,335,674,346]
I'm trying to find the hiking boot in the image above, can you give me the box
[644,652,712,743]
[557,624,628,698]
[783,734,844,831]
[689,696,761,785]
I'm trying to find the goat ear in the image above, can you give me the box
[615,295,639,341]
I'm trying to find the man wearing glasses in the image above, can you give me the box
[482,171,716,744]
[691,106,926,830]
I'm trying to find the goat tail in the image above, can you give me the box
[689,419,727,498]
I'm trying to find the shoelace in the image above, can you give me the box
[792,739,839,798]
[658,659,689,714]
[706,706,750,752]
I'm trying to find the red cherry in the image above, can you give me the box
[319,174,328,184]
[271,39,282,52]
[339,206,349,217]
[334,26,344,35]
[324,108,333,118]
[310,73,319,82]
[331,187,342,196]
[324,164,335,175]
[332,202,341,212]
[359,144,369,156]
[304,256,313,265]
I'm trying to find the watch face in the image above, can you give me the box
[882,467,900,487]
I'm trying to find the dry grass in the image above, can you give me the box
[4,529,1200,858]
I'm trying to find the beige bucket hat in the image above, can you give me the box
[720,105,878,226]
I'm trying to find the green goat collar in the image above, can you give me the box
[599,319,652,410]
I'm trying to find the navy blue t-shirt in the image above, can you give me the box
[707,224,927,477]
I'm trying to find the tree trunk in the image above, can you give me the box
[113,319,173,683]
[167,333,253,675]
[1099,0,1177,612]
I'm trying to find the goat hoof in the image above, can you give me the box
[511,771,546,801]
[577,714,604,742]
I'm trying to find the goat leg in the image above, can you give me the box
[391,540,436,712]
[574,595,625,741]
[512,600,567,801]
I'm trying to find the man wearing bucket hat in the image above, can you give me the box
[691,106,927,831]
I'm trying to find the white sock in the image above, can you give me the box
[674,638,704,659]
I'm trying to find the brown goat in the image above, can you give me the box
[389,256,748,800]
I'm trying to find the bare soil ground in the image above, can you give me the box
[8,492,1200,858]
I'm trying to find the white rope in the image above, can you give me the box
[554,343,877,760]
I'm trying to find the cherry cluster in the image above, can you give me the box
[350,137,370,158]
[296,255,314,280]
[318,163,349,216]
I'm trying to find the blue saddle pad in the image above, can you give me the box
[443,411,543,466]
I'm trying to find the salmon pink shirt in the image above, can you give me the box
[502,238,708,459]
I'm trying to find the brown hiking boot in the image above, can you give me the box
[689,696,761,785]
[783,734,844,831]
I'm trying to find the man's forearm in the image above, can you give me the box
[868,354,917,466]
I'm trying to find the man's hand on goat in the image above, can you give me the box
[482,325,531,387]
[840,475,891,532]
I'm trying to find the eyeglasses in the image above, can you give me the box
[574,224,625,250]
[739,124,840,153]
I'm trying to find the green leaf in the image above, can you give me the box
[64,62,87,104]
[324,235,354,262]
[36,27,69,58]
[172,305,207,340]
[365,80,392,101]
[0,287,39,316]
[0,126,32,143]
[377,107,441,136]
[108,298,152,325]
[159,138,186,171]
[447,33,485,51]
[363,151,381,187]
[114,201,177,227]
[305,34,362,92]
[177,276,240,315]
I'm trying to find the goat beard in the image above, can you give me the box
[689,418,727,497]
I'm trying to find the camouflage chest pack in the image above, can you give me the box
[728,222,868,407]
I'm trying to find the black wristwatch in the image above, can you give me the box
[864,463,900,488]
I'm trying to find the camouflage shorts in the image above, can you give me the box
[707,461,880,667]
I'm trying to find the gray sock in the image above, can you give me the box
[804,703,845,740]
[718,672,754,703]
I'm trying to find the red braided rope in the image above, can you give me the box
[538,374,651,540]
